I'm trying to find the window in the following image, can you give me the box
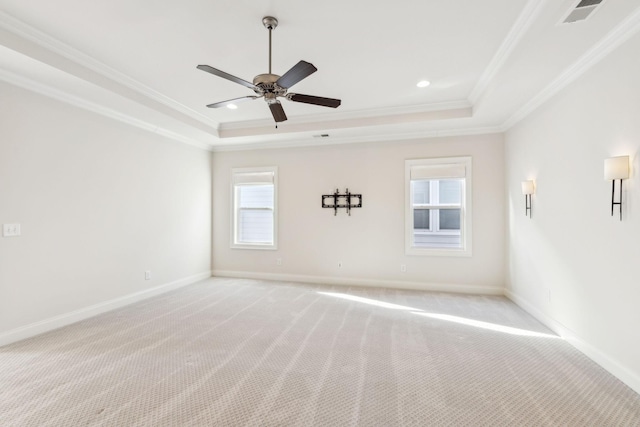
[231,167,277,249]
[405,157,472,256]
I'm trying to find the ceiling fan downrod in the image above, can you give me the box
[262,16,278,75]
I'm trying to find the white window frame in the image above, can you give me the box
[230,166,278,250]
[405,157,472,257]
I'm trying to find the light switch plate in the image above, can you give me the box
[3,223,21,237]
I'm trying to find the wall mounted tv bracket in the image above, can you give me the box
[322,188,362,216]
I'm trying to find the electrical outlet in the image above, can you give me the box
[338,262,343,268]
[276,258,282,266]
[3,223,21,237]
[400,264,407,272]
[145,271,151,280]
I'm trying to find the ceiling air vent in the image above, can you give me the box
[562,0,606,24]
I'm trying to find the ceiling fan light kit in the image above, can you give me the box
[197,16,341,124]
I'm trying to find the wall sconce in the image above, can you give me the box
[604,156,629,220]
[521,180,535,217]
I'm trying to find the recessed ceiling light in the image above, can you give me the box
[227,104,238,110]
[417,80,430,88]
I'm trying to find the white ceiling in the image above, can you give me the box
[1,0,639,150]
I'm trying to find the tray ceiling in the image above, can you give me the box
[1,0,639,149]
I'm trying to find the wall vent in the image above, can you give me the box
[561,0,605,24]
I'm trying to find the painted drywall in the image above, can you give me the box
[505,31,640,392]
[212,134,505,293]
[0,82,212,340]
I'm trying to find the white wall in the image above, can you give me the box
[213,134,505,293]
[0,82,212,342]
[505,32,640,392]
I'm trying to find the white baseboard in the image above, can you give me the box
[0,270,213,348]
[212,269,504,295]
[505,289,640,396]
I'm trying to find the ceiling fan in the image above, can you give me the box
[197,16,341,123]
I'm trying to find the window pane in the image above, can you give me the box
[238,185,273,208]
[238,210,273,243]
[414,233,461,248]
[412,180,430,204]
[439,209,461,230]
[413,209,430,230]
[439,180,461,204]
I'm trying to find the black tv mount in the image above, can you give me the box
[322,188,362,216]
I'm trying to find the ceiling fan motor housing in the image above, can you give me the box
[253,73,287,98]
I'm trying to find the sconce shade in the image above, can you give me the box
[604,156,629,180]
[521,180,535,195]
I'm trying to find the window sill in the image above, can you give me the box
[231,243,278,250]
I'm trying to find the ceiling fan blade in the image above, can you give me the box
[276,60,317,89]
[197,65,257,89]
[206,96,260,108]
[288,93,341,108]
[269,101,288,122]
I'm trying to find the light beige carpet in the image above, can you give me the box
[1,277,639,426]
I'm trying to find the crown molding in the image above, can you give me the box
[502,5,640,130]
[0,68,213,151]
[219,100,472,132]
[468,0,547,106]
[0,62,500,154]
[0,11,219,131]
[211,125,504,152]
